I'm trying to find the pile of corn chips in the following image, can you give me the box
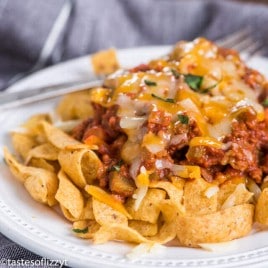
[3,40,268,251]
[3,114,265,248]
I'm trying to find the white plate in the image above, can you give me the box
[1,47,268,268]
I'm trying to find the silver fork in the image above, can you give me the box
[0,28,265,110]
[216,27,265,59]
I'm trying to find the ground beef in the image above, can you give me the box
[129,64,150,73]
[101,104,122,139]
[147,110,171,134]
[242,67,265,92]
[186,146,225,168]
[223,110,268,183]
[200,166,223,183]
[72,117,92,141]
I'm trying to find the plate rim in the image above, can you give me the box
[1,46,268,268]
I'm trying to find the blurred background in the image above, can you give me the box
[1,0,268,91]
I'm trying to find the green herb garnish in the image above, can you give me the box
[144,79,157,86]
[178,114,189,124]
[72,227,88,234]
[184,74,203,91]
[263,98,268,107]
[110,160,123,172]
[151,94,175,103]
[171,69,180,79]
[201,80,222,93]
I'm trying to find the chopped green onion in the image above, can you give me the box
[171,69,180,79]
[263,98,268,107]
[72,227,88,234]
[201,80,222,93]
[151,94,175,103]
[110,160,123,172]
[144,79,157,86]
[184,74,203,91]
[178,114,189,124]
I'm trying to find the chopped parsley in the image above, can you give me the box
[171,69,180,79]
[72,227,88,234]
[178,114,189,124]
[263,98,268,107]
[201,80,222,93]
[151,93,175,103]
[144,79,157,86]
[110,160,123,172]
[184,74,203,91]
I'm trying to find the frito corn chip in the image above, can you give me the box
[255,188,268,225]
[221,183,253,209]
[24,173,58,206]
[28,158,57,173]
[218,177,247,208]
[42,121,81,149]
[149,181,184,210]
[128,221,158,237]
[22,114,51,136]
[25,143,59,164]
[184,177,218,215]
[60,205,79,222]
[176,204,254,247]
[146,200,179,244]
[93,224,148,244]
[11,133,37,161]
[159,200,180,222]
[72,220,100,239]
[126,189,166,224]
[61,198,95,222]
[80,198,95,220]
[170,176,185,190]
[91,48,119,75]
[4,147,32,183]
[92,198,128,226]
[55,170,84,219]
[58,149,102,188]
[85,185,132,219]
[57,91,94,121]
[4,148,58,206]
[149,221,176,244]
[90,199,178,245]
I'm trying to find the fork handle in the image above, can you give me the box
[0,79,102,110]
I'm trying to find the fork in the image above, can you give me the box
[0,28,265,110]
[216,27,265,59]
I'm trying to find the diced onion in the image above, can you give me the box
[120,116,146,129]
[143,132,166,154]
[221,183,252,209]
[221,193,236,209]
[169,133,187,146]
[171,164,201,179]
[144,143,165,154]
[116,95,136,117]
[155,159,173,170]
[129,157,142,179]
[208,117,232,140]
[133,186,148,211]
[179,98,200,114]
[204,186,219,198]
[199,240,238,252]
[126,243,166,260]
[247,178,261,202]
[54,119,83,132]
[9,127,29,134]
[231,98,264,121]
